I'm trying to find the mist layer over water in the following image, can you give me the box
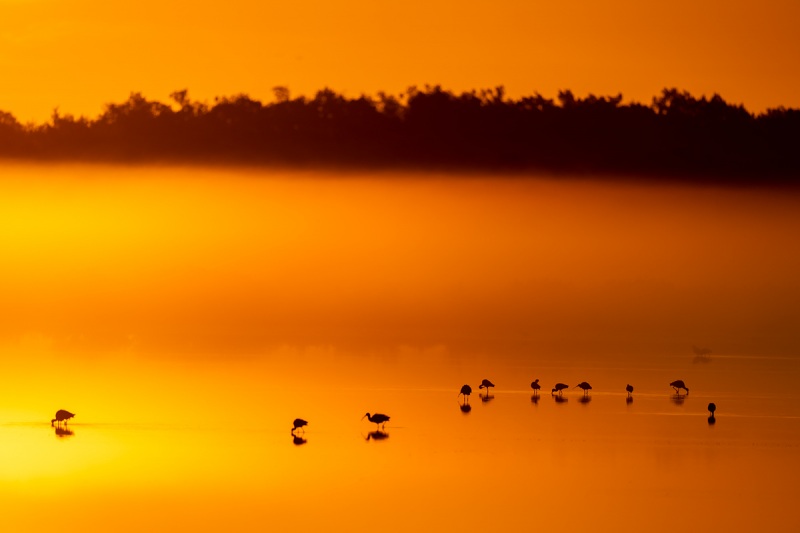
[1,164,799,356]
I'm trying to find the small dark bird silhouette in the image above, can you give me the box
[531,379,541,395]
[362,412,390,429]
[574,382,592,396]
[479,379,494,392]
[552,383,569,396]
[459,384,472,401]
[708,403,716,416]
[626,384,634,397]
[292,418,308,433]
[670,380,689,395]
[51,410,75,426]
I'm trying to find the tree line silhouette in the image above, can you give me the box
[1,86,798,183]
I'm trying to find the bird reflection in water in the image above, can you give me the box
[292,434,307,446]
[578,395,592,404]
[480,392,495,403]
[365,430,389,442]
[54,426,74,438]
[460,402,472,414]
[626,396,633,405]
[671,394,686,405]
[553,395,568,404]
[530,394,540,405]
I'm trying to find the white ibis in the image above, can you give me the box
[362,412,390,429]
[552,383,568,395]
[479,379,494,392]
[531,379,541,395]
[574,382,592,395]
[292,418,308,433]
[51,410,74,426]
[459,384,472,401]
[670,380,689,395]
[626,384,634,397]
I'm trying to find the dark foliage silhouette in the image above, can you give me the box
[1,86,798,183]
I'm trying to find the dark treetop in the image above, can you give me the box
[2,86,798,185]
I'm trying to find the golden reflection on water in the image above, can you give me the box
[1,165,800,531]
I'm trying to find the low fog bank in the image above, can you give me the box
[2,165,799,359]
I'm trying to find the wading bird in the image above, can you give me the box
[51,410,74,426]
[708,403,716,416]
[362,412,390,429]
[626,384,634,397]
[479,379,495,392]
[670,380,689,395]
[292,418,308,433]
[552,383,569,396]
[459,384,472,401]
[531,379,541,395]
[574,382,592,396]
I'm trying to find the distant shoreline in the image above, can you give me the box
[2,86,798,185]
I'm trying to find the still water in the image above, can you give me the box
[1,165,799,531]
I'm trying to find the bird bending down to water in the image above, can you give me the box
[574,382,592,395]
[626,384,634,397]
[531,379,541,395]
[51,410,74,426]
[670,380,689,395]
[552,383,568,396]
[459,384,472,401]
[479,379,494,392]
[362,412,390,429]
[292,418,308,433]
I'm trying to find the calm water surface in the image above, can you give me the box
[1,165,799,531]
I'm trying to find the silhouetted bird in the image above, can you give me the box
[574,382,592,395]
[479,379,495,392]
[531,379,541,395]
[670,380,689,395]
[460,384,472,400]
[460,403,472,414]
[51,410,74,426]
[708,403,716,416]
[292,418,308,433]
[293,435,307,446]
[552,383,569,395]
[626,384,634,397]
[362,412,390,429]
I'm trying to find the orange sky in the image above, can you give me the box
[1,0,799,124]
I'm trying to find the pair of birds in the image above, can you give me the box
[547,381,593,396]
[458,379,495,400]
[291,412,392,433]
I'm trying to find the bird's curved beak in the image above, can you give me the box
[361,414,367,420]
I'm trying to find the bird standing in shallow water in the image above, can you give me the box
[51,410,74,426]
[574,382,592,396]
[292,418,308,433]
[459,384,472,401]
[479,379,494,392]
[362,412,390,429]
[626,384,634,397]
[531,379,541,395]
[552,383,569,395]
[708,403,716,416]
[670,380,689,395]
